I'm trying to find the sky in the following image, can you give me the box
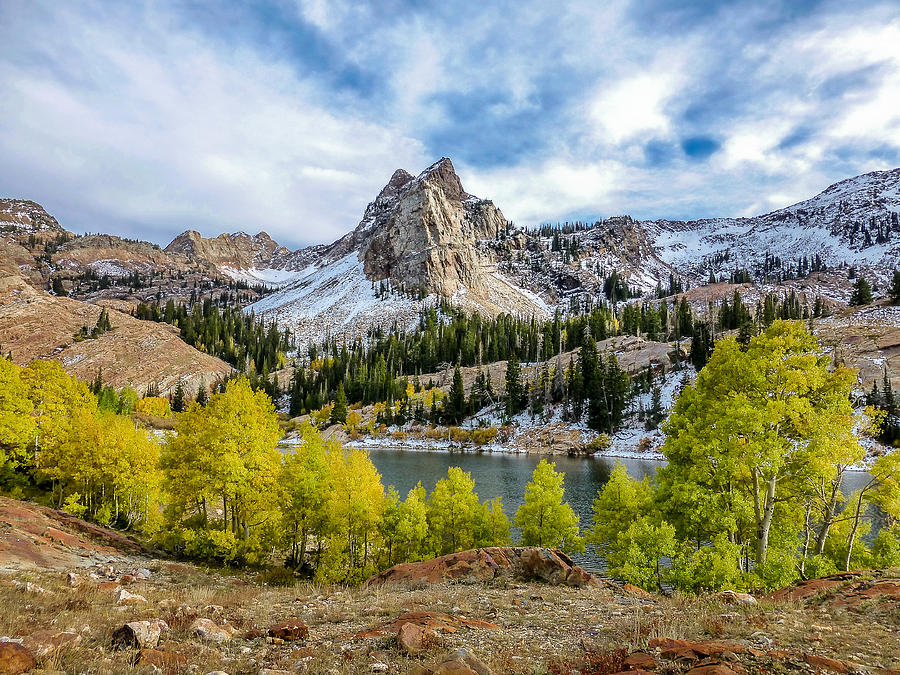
[1,0,900,249]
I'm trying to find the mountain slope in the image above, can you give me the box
[183,158,550,346]
[648,168,900,282]
[0,243,231,394]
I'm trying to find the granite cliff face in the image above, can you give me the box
[356,158,509,297]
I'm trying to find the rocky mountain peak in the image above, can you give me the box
[0,198,67,234]
[415,157,470,202]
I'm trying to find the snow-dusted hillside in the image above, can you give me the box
[166,163,900,343]
[647,168,900,281]
[248,253,436,348]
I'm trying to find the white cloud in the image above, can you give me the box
[0,2,428,247]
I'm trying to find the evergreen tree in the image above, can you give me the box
[195,380,208,407]
[504,355,524,417]
[645,385,664,430]
[171,380,186,413]
[890,270,900,304]
[445,364,466,424]
[330,382,348,425]
[850,277,873,306]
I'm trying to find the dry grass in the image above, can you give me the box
[1,565,898,674]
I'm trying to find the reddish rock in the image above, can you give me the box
[623,583,653,598]
[519,548,601,587]
[0,642,36,675]
[648,638,747,660]
[398,622,432,655]
[267,618,309,642]
[766,572,860,603]
[356,612,499,639]
[803,654,850,673]
[686,666,740,675]
[22,629,81,657]
[134,648,187,673]
[623,652,658,670]
[365,547,601,588]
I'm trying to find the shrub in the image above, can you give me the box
[257,566,297,587]
[136,396,172,418]
[471,426,499,445]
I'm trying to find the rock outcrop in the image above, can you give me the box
[165,230,288,270]
[354,158,508,298]
[364,547,602,588]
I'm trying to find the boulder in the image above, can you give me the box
[0,642,36,675]
[622,652,658,670]
[267,618,309,642]
[112,619,169,649]
[648,638,747,660]
[115,588,147,605]
[356,612,498,639]
[519,548,600,587]
[623,583,653,598]
[190,618,233,643]
[365,547,601,588]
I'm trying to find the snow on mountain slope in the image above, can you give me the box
[248,253,435,348]
[647,168,900,280]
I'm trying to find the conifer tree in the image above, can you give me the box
[171,380,186,413]
[504,355,524,417]
[445,364,466,424]
[850,277,872,306]
[890,270,900,304]
[330,382,348,425]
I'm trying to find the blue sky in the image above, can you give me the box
[1,0,899,248]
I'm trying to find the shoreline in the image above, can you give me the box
[342,436,669,461]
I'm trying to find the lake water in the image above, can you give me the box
[364,447,876,572]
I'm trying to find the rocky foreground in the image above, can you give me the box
[0,497,898,675]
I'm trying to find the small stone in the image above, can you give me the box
[134,568,152,580]
[717,590,757,606]
[622,652,658,670]
[134,649,187,670]
[370,664,389,673]
[23,630,81,658]
[268,618,309,642]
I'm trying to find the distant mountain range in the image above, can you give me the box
[3,162,900,354]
